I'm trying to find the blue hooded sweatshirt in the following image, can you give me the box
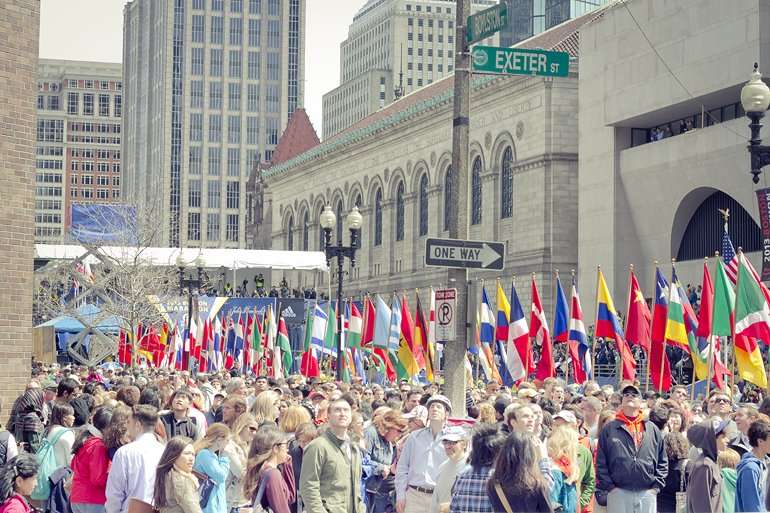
[735,450,767,512]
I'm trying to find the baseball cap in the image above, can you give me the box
[426,394,453,413]
[621,384,641,397]
[441,425,469,442]
[41,379,58,391]
[404,405,428,426]
[553,410,578,425]
[308,391,326,401]
[518,388,538,399]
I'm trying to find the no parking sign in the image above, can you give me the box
[435,288,457,342]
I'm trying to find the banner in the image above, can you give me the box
[756,187,770,282]
[279,299,307,326]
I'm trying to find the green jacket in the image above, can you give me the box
[577,441,596,509]
[721,467,737,513]
[299,429,365,513]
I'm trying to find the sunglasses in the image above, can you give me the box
[248,426,258,432]
[710,397,730,404]
[622,392,640,399]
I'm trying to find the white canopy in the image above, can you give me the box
[35,244,329,272]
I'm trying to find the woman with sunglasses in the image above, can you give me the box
[243,428,295,513]
[224,414,258,513]
[363,408,407,513]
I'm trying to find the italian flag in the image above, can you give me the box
[275,316,293,378]
[348,302,363,348]
[734,253,770,387]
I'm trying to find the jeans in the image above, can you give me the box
[367,492,394,513]
[606,488,657,513]
[71,504,106,513]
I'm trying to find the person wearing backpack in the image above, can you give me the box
[45,404,76,470]
[0,453,39,513]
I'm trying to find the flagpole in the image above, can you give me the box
[703,256,716,397]
[592,266,601,385]
[731,250,741,395]
[565,270,574,386]
[647,261,658,393]
[670,257,697,402]
[625,264,636,389]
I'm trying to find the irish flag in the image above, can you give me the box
[734,253,770,387]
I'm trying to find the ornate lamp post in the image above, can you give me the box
[320,205,363,380]
[177,256,205,370]
[741,63,770,183]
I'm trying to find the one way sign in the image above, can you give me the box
[425,237,505,270]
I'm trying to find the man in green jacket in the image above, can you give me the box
[300,398,365,513]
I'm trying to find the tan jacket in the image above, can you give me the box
[158,468,203,513]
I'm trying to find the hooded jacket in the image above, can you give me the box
[735,450,767,513]
[686,421,722,513]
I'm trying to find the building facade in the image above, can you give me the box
[577,0,767,319]
[36,59,123,244]
[500,0,608,47]
[265,20,585,314]
[322,0,498,139]
[123,0,306,248]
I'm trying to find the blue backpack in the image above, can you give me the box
[30,428,70,501]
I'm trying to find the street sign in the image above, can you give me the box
[425,237,505,270]
[435,288,457,342]
[466,3,508,45]
[471,45,570,77]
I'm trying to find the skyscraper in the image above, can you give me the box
[36,59,123,244]
[123,0,305,248]
[499,0,609,47]
[322,0,497,139]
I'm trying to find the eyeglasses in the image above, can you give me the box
[248,426,258,432]
[274,442,288,448]
[441,440,458,446]
[710,397,730,404]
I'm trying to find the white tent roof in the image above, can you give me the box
[35,244,329,272]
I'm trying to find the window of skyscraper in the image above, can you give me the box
[249,0,261,14]
[231,0,242,12]
[188,213,201,241]
[47,96,59,111]
[229,18,242,45]
[193,0,205,9]
[98,94,110,116]
[226,181,240,207]
[229,50,242,77]
[247,116,259,144]
[228,83,241,110]
[226,215,239,241]
[228,115,241,144]
[210,82,223,109]
[190,113,203,141]
[207,213,220,241]
[267,20,280,48]
[191,48,204,75]
[408,18,413,26]
[210,49,223,76]
[267,52,279,80]
[266,85,279,112]
[212,0,223,11]
[211,16,224,44]
[247,149,260,169]
[189,146,202,174]
[114,95,122,117]
[67,92,78,115]
[209,114,222,142]
[248,52,260,79]
[208,148,221,176]
[418,18,423,27]
[247,84,259,111]
[268,0,279,16]
[248,19,261,46]
[266,117,279,145]
[83,94,94,115]
[191,80,204,108]
[188,180,201,207]
[208,181,220,208]
[192,15,205,43]
[227,148,240,176]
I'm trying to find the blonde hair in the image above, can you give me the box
[547,425,580,484]
[194,422,231,452]
[718,448,740,470]
[250,390,279,424]
[232,413,258,451]
[279,405,312,433]
[477,402,497,424]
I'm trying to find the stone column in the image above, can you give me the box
[0,0,39,420]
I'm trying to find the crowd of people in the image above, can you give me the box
[1,364,770,513]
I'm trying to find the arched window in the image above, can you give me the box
[419,174,429,236]
[444,166,452,231]
[286,215,294,251]
[374,188,383,246]
[471,156,482,225]
[302,211,309,251]
[395,181,405,241]
[335,199,343,243]
[354,193,362,208]
[318,206,325,249]
[676,190,761,261]
[501,147,513,219]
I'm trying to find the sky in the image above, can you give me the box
[38,0,363,133]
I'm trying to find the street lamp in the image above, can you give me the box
[320,204,363,380]
[741,63,770,183]
[177,255,205,371]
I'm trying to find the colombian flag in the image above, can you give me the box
[596,269,636,381]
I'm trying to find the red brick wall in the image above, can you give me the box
[0,1,39,422]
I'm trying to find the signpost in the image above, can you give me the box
[425,237,505,271]
[471,45,570,77]
[435,288,457,342]
[466,2,508,45]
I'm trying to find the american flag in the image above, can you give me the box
[722,224,738,284]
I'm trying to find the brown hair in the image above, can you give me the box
[718,448,740,469]
[103,404,132,451]
[193,423,230,452]
[153,437,193,508]
[663,431,689,460]
[373,408,407,435]
[242,428,286,500]
[279,405,312,433]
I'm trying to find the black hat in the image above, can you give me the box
[621,384,641,397]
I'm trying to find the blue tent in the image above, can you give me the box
[37,303,121,334]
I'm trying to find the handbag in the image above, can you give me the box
[675,459,689,513]
[494,483,515,513]
[193,470,217,509]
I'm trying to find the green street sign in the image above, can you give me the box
[466,3,508,45]
[471,45,570,77]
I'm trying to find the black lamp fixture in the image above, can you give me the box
[741,63,770,183]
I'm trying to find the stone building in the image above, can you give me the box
[263,14,598,312]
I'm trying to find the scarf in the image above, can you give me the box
[554,455,575,482]
[615,410,645,448]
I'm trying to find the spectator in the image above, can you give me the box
[0,454,39,513]
[243,428,296,513]
[45,403,76,469]
[448,425,505,513]
[595,384,667,513]
[153,436,202,513]
[430,426,469,513]
[56,378,81,404]
[193,423,231,513]
[103,405,132,461]
[718,449,740,513]
[363,409,406,513]
[70,406,113,513]
[552,410,595,513]
[487,432,552,513]
[287,422,317,513]
[657,431,688,513]
[735,420,770,512]
[546,424,580,513]
[222,397,248,430]
[105,405,165,513]
[686,420,723,513]
[9,389,45,453]
[160,389,200,441]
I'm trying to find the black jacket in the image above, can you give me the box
[159,412,198,441]
[595,418,668,493]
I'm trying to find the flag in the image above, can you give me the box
[397,296,420,378]
[496,283,510,343]
[734,253,770,387]
[691,263,714,381]
[323,302,337,355]
[224,316,235,369]
[251,312,263,373]
[275,316,293,378]
[722,225,738,282]
[531,278,555,381]
[388,296,402,351]
[173,322,184,370]
[473,305,495,382]
[649,268,673,391]
[234,314,245,371]
[198,319,210,373]
[713,259,736,389]
[553,276,569,343]
[348,302,363,348]
[415,294,434,382]
[480,286,501,384]
[673,269,703,368]
[596,270,636,381]
[372,295,391,348]
[362,296,376,347]
[625,271,651,353]
[664,272,690,352]
[568,278,590,383]
[427,288,437,378]
[506,283,530,382]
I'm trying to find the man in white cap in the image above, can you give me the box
[395,394,451,513]
[429,426,469,513]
